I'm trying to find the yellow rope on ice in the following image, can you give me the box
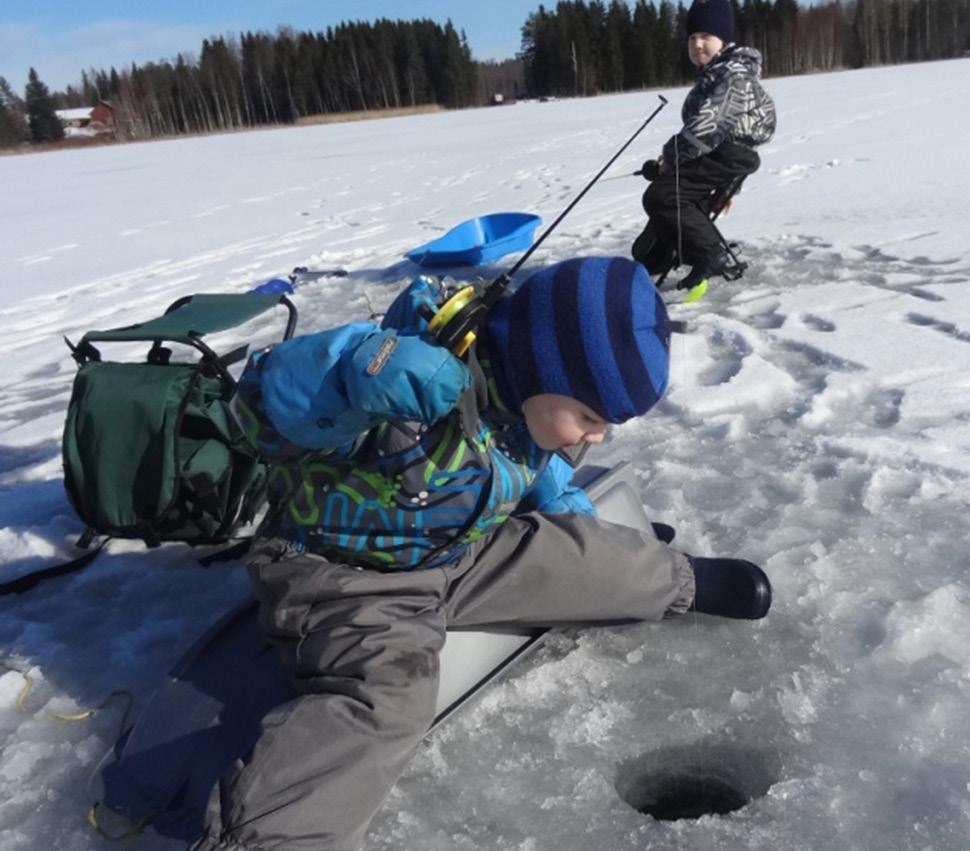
[1,658,133,736]
[47,689,134,738]
[3,658,140,839]
[0,658,33,710]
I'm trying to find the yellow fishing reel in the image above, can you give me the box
[426,275,510,357]
[426,285,479,356]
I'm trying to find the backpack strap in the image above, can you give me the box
[0,535,109,596]
[455,344,489,442]
[197,538,253,567]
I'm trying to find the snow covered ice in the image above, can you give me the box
[2,59,970,851]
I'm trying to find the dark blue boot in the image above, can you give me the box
[651,522,676,544]
[689,558,772,620]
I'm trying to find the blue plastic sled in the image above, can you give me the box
[406,212,541,268]
[88,463,658,845]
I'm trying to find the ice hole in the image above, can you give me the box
[616,741,777,821]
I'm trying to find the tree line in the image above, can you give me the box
[521,0,970,96]
[0,18,476,147]
[2,0,968,149]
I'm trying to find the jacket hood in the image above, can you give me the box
[707,43,764,76]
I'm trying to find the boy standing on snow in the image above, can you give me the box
[191,256,771,851]
[634,0,776,296]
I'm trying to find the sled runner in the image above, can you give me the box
[248,267,349,295]
[632,174,749,292]
[406,212,542,268]
[88,461,666,843]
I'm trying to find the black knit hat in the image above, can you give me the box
[687,0,735,43]
[484,257,671,424]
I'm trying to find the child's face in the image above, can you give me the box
[522,394,609,452]
[688,32,724,67]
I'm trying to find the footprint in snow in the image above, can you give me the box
[696,327,752,387]
[864,387,904,429]
[905,313,970,344]
[742,301,786,330]
[777,339,862,374]
[801,314,836,332]
[906,288,945,302]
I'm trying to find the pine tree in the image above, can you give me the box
[25,68,65,143]
[654,1,680,85]
[396,24,429,106]
[0,102,19,148]
[632,0,661,88]
[0,76,27,147]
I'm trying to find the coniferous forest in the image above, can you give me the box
[1,0,968,149]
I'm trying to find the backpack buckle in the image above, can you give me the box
[64,336,101,366]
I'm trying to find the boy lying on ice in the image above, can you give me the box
[192,256,771,851]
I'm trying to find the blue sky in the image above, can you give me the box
[0,0,546,94]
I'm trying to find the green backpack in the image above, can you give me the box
[63,292,297,546]
[0,293,296,597]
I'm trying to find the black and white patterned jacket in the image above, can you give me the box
[662,44,776,164]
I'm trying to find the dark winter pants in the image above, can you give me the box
[190,513,693,851]
[641,142,760,271]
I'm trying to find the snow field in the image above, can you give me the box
[1,58,969,850]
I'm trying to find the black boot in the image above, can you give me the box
[632,223,677,279]
[677,248,731,291]
[651,522,676,544]
[688,557,772,620]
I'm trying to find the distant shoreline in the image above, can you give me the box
[295,104,445,126]
[0,104,451,156]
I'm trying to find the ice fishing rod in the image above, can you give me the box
[427,94,668,356]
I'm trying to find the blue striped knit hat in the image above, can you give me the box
[483,256,671,423]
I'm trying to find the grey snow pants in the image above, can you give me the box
[191,512,693,851]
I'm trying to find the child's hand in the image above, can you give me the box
[255,323,470,450]
[347,330,471,425]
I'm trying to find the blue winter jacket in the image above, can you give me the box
[233,276,595,569]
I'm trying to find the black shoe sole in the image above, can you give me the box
[689,558,772,620]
